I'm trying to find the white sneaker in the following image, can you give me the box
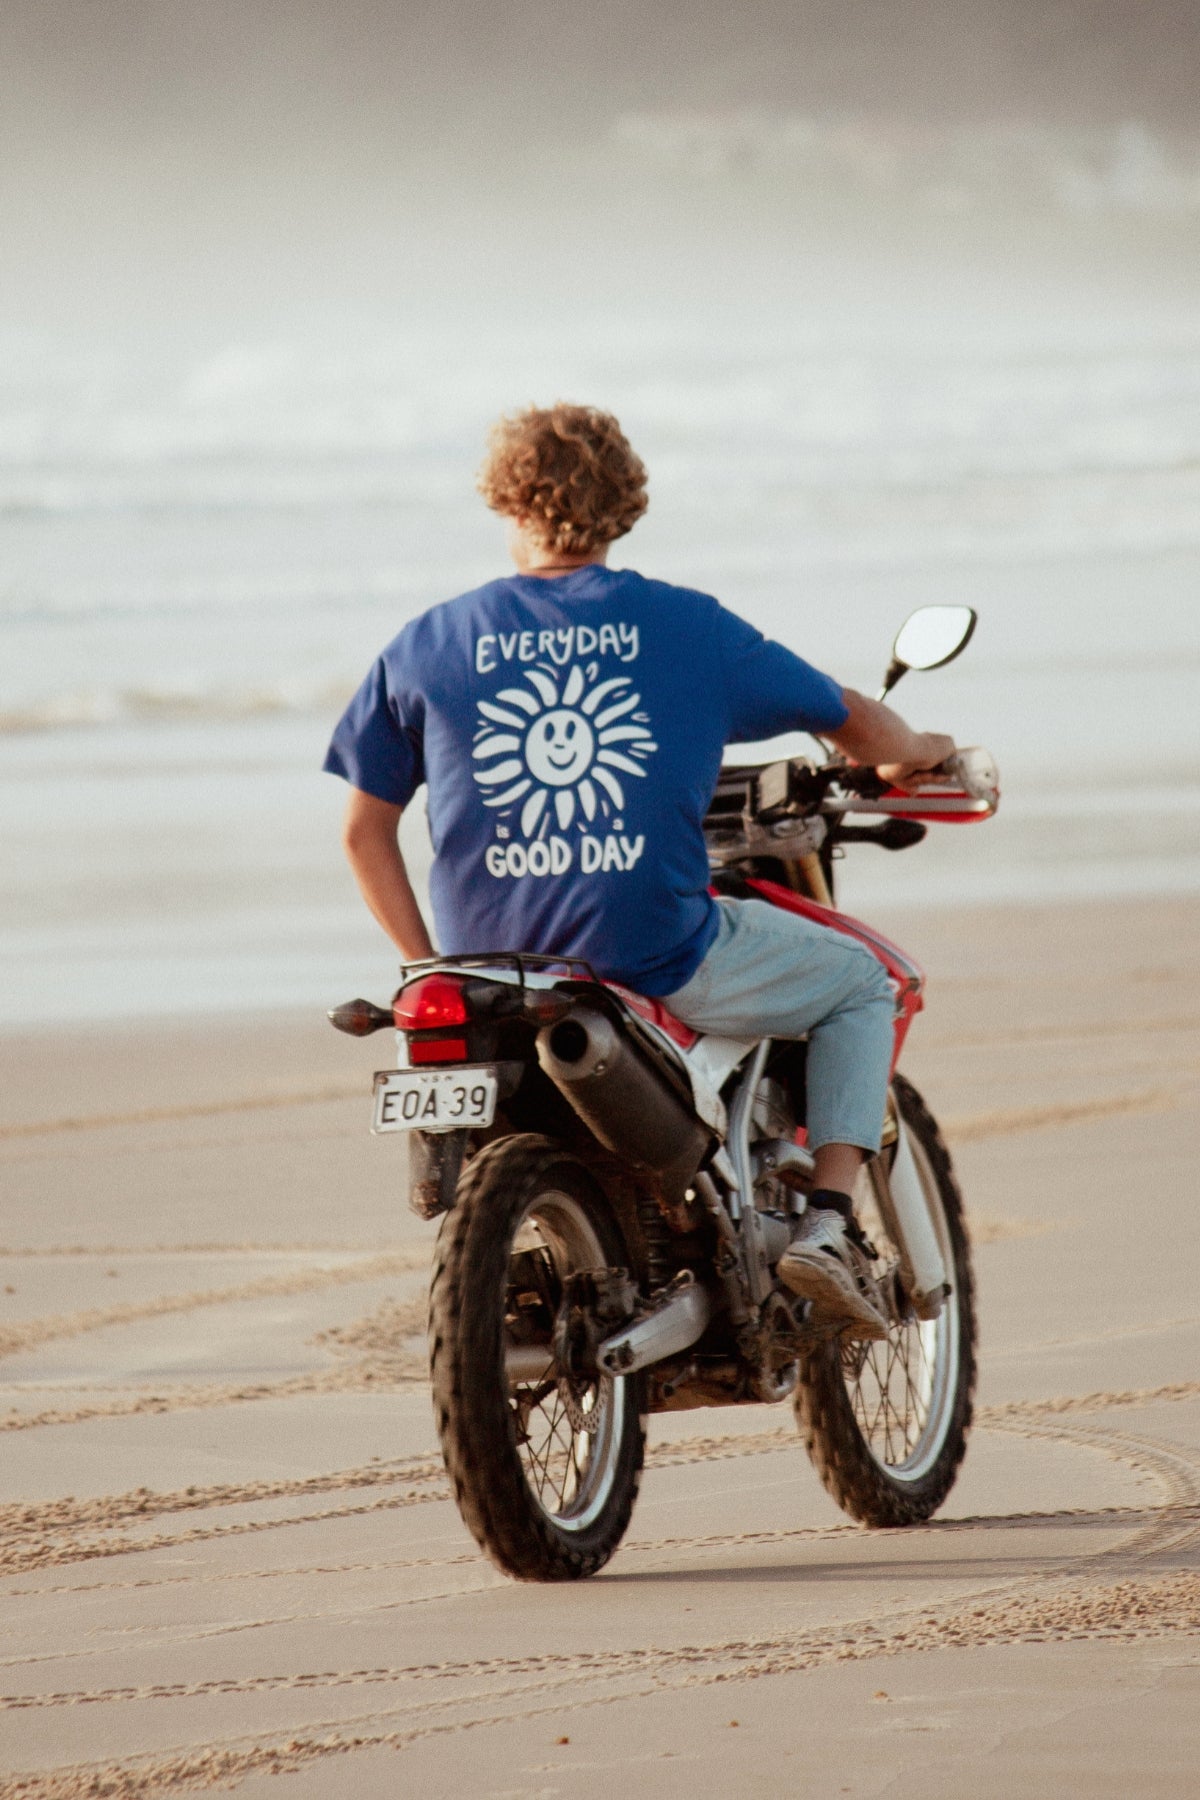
[777,1207,889,1342]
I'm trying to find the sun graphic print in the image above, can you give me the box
[471,663,658,837]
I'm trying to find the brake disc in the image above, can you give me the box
[557,1371,609,1433]
[551,1269,632,1432]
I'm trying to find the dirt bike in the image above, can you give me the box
[330,604,999,1581]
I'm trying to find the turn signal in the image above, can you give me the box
[394,974,471,1030]
[328,998,393,1036]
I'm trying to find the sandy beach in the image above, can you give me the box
[2,891,1198,1797]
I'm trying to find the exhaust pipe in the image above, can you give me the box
[536,1007,710,1202]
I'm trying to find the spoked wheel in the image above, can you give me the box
[507,1198,629,1529]
[795,1074,976,1526]
[429,1133,645,1580]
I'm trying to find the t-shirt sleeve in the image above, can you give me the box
[717,605,849,741]
[323,654,425,806]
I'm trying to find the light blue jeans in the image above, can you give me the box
[666,898,895,1154]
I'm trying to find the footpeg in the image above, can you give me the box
[753,1137,815,1189]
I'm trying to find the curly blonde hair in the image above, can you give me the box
[477,403,648,555]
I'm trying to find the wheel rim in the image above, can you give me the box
[503,1187,626,1533]
[840,1129,960,1484]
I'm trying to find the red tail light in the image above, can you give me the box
[394,974,471,1030]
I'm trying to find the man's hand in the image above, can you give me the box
[876,734,957,792]
[341,789,435,962]
[830,690,957,793]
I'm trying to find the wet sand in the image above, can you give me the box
[2,894,1200,1797]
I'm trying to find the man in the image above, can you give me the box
[326,403,955,1339]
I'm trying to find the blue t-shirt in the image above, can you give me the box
[324,566,848,996]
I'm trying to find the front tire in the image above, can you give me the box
[795,1074,976,1526]
[429,1133,646,1581]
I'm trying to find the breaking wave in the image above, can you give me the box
[610,112,1200,217]
[0,680,356,737]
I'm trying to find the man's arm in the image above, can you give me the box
[830,689,956,791]
[341,788,435,961]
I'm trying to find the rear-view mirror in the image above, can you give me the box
[879,605,977,698]
[893,605,977,672]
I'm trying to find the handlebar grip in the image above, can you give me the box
[837,749,999,804]
[910,749,1000,802]
[950,747,1000,802]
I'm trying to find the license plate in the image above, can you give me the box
[372,1066,498,1134]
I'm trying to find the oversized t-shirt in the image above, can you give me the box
[324,565,848,996]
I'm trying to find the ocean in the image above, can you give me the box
[3,321,1199,1024]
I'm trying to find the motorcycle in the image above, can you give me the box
[329,604,999,1581]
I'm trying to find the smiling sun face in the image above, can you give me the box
[525,710,595,786]
[472,662,658,837]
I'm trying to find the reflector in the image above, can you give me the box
[409,1036,469,1064]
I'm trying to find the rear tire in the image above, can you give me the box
[795,1075,976,1526]
[429,1133,646,1581]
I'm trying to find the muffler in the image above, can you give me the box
[536,1007,710,1202]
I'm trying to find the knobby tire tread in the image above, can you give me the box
[428,1132,646,1581]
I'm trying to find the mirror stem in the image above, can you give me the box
[876,658,907,703]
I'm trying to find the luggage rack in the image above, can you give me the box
[396,951,601,989]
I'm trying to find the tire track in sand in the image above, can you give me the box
[0,1429,816,1577]
[0,1212,1140,1438]
[9,1383,1200,1579]
[6,1415,1199,1661]
[0,1089,366,1142]
[5,1568,1200,1800]
[5,1410,1200,1794]
[0,1251,427,1366]
[7,1527,1200,1720]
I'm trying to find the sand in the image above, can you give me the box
[2,893,1199,1797]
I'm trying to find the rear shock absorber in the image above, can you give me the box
[635,1189,674,1294]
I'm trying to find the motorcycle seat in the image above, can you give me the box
[601,981,699,1050]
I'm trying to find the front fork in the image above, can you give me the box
[869,1096,950,1320]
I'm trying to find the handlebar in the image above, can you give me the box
[822,748,999,806]
[712,747,1000,822]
